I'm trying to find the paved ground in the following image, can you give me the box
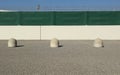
[0,40,120,75]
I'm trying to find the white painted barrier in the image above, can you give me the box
[8,38,17,47]
[50,38,59,48]
[94,38,103,48]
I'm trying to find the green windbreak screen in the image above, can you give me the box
[0,12,18,25]
[87,11,120,25]
[0,11,120,25]
[55,12,86,25]
[20,12,54,25]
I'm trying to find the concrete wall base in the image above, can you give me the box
[0,26,120,40]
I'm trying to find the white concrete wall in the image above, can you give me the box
[0,26,120,40]
[0,26,40,40]
[41,26,120,40]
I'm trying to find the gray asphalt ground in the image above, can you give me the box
[0,40,120,75]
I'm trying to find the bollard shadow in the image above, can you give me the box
[16,45,24,47]
[58,45,63,48]
[102,45,104,48]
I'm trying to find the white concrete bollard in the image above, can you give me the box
[94,38,104,48]
[8,38,17,48]
[50,38,59,48]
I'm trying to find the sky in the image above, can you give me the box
[0,0,120,11]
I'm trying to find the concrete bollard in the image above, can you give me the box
[50,38,59,48]
[94,38,104,48]
[8,38,17,48]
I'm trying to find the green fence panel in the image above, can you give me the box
[0,11,120,25]
[0,12,19,25]
[20,12,54,25]
[55,12,86,25]
[87,11,120,25]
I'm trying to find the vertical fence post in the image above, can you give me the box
[85,11,88,26]
[17,12,21,26]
